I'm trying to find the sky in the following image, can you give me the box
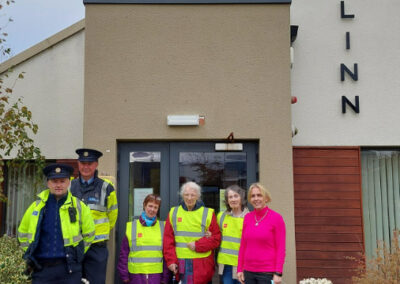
[1,0,84,62]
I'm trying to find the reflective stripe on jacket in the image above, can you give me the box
[71,177,118,243]
[18,189,95,254]
[126,219,165,274]
[217,211,244,266]
[169,205,213,259]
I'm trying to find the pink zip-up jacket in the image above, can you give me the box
[237,206,286,274]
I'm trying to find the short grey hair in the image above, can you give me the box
[180,181,202,199]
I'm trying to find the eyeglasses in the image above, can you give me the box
[148,194,161,201]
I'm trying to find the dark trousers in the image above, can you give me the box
[222,265,240,284]
[32,261,82,284]
[243,271,273,284]
[83,244,108,284]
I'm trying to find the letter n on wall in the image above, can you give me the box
[342,96,360,113]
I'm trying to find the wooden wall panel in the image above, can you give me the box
[56,159,79,178]
[293,147,364,284]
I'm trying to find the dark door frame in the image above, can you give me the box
[115,140,258,283]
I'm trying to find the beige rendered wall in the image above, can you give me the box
[84,4,295,283]
[0,27,84,159]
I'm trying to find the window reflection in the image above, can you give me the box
[179,152,247,212]
[129,152,161,220]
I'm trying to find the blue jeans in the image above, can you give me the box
[222,265,240,284]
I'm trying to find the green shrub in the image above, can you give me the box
[352,230,400,284]
[0,235,30,284]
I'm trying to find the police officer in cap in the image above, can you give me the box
[18,164,95,284]
[70,148,118,284]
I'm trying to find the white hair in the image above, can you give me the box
[180,181,201,199]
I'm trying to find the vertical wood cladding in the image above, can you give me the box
[293,147,364,283]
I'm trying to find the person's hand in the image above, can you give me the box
[204,230,212,238]
[273,274,282,284]
[168,263,178,274]
[187,242,196,251]
[122,280,129,283]
[237,272,245,284]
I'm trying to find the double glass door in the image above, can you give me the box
[116,141,258,280]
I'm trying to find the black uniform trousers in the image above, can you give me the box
[32,259,81,284]
[83,243,108,284]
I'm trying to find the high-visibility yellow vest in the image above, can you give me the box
[126,219,165,274]
[217,211,244,266]
[18,190,95,253]
[169,205,214,259]
[73,178,118,243]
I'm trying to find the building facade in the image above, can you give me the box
[5,0,399,283]
[291,0,400,282]
[83,0,295,283]
[0,20,85,237]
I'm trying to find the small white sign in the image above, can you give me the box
[219,189,227,212]
[133,188,153,216]
[215,143,243,151]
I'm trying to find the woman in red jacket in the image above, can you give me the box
[163,181,221,284]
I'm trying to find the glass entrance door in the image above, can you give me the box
[170,142,257,212]
[116,141,258,283]
[178,151,247,210]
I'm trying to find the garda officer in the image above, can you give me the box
[18,163,95,284]
[70,148,118,284]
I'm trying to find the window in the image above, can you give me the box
[4,162,46,236]
[361,150,400,257]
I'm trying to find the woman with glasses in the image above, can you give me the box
[117,194,170,284]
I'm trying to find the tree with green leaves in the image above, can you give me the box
[0,0,44,202]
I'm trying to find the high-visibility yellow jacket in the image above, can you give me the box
[217,211,244,266]
[18,190,95,268]
[71,174,118,243]
[169,205,214,259]
[126,219,165,274]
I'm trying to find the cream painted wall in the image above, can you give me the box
[85,4,295,283]
[291,0,400,146]
[2,30,84,159]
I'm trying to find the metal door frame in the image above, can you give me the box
[116,141,258,283]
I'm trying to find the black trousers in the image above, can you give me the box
[83,244,108,284]
[243,271,273,284]
[32,260,82,284]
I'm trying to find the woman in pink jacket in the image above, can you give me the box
[237,183,286,284]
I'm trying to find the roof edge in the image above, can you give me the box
[84,0,291,3]
[0,19,85,74]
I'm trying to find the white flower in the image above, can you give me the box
[299,278,333,284]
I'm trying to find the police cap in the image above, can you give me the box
[43,163,74,180]
[76,148,103,162]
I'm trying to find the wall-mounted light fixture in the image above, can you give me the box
[167,115,205,126]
